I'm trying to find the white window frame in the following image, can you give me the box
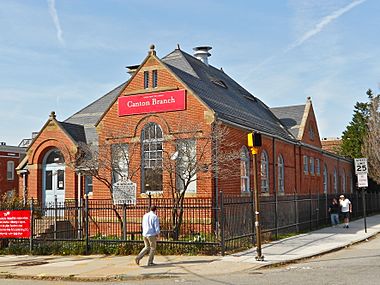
[333,168,338,194]
[323,164,328,194]
[176,139,197,194]
[261,151,269,193]
[316,159,320,176]
[7,161,14,181]
[240,146,250,193]
[309,157,315,175]
[303,155,308,174]
[278,154,285,193]
[342,169,346,193]
[112,143,129,183]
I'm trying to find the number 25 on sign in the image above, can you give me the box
[354,158,368,175]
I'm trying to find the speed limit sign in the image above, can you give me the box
[354,158,368,175]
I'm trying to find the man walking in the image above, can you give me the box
[339,194,352,228]
[135,206,160,266]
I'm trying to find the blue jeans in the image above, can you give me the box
[330,213,339,226]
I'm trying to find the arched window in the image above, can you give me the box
[240,147,250,193]
[261,150,269,193]
[323,164,328,194]
[141,123,163,193]
[45,149,65,164]
[342,169,346,193]
[349,174,353,193]
[278,154,285,193]
[333,168,338,194]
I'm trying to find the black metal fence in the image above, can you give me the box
[1,190,380,255]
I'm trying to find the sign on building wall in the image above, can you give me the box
[118,90,186,116]
[0,210,31,238]
[112,178,137,205]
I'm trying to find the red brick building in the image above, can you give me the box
[0,142,26,198]
[17,45,353,207]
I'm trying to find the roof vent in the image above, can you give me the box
[193,46,212,66]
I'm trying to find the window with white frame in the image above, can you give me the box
[316,159,320,175]
[240,147,250,193]
[111,143,129,183]
[7,161,14,181]
[261,151,269,192]
[142,123,163,193]
[309,157,314,175]
[144,71,149,89]
[176,139,197,193]
[342,169,346,193]
[85,176,93,195]
[278,154,285,193]
[152,70,158,88]
[333,168,338,194]
[323,164,328,194]
[303,156,308,174]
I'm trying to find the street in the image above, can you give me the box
[1,234,380,285]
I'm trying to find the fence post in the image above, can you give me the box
[123,203,127,240]
[220,191,225,256]
[148,193,152,210]
[85,194,89,255]
[294,192,299,233]
[54,195,58,240]
[250,190,255,245]
[29,199,34,253]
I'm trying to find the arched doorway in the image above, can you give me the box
[42,149,65,206]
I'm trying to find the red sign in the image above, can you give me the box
[118,89,186,116]
[0,210,31,238]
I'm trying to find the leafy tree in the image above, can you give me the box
[339,89,372,158]
[363,92,380,183]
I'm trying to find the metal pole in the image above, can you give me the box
[29,199,34,253]
[252,152,264,261]
[362,188,367,233]
[85,194,89,255]
[54,195,57,240]
[220,191,225,256]
[123,203,127,240]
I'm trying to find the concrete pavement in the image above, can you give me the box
[0,214,379,281]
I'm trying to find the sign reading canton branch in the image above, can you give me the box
[112,178,137,205]
[118,90,186,116]
[0,210,31,238]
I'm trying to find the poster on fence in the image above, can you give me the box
[0,210,31,238]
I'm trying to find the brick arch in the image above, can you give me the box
[30,138,76,166]
[133,114,171,138]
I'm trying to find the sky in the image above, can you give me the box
[1,0,379,146]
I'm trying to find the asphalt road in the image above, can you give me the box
[1,234,380,285]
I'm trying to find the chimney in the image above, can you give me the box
[193,46,212,66]
[0,142,6,146]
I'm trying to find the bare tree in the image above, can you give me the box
[162,121,241,240]
[363,93,380,183]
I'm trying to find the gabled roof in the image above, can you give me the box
[161,49,295,141]
[270,104,306,139]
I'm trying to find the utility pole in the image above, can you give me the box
[248,132,264,261]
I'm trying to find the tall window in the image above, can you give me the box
[261,151,269,192]
[323,164,328,194]
[316,159,320,175]
[278,154,285,193]
[85,176,93,195]
[144,71,149,89]
[342,169,346,193]
[333,168,338,194]
[142,123,163,193]
[111,143,129,183]
[152,70,158,88]
[303,155,308,174]
[176,139,197,193]
[240,147,250,193]
[7,161,14,180]
[309,157,314,175]
[350,174,353,193]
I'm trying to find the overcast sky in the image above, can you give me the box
[1,0,379,145]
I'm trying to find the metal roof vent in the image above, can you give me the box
[193,46,212,66]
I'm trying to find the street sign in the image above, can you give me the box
[112,178,137,205]
[354,158,368,175]
[357,173,368,188]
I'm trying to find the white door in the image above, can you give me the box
[43,149,66,207]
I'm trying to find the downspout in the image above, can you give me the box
[212,116,219,237]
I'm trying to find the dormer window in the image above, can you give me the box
[144,71,149,89]
[152,70,158,88]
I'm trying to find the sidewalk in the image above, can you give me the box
[0,215,379,281]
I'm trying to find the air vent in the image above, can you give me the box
[211,79,227,89]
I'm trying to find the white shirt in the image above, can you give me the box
[142,211,160,237]
[340,198,351,212]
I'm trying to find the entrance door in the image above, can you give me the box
[43,149,65,207]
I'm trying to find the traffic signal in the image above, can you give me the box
[247,132,262,147]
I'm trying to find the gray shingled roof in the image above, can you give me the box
[162,49,295,141]
[62,82,127,144]
[270,105,306,138]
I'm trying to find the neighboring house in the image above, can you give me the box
[17,45,353,207]
[0,142,26,197]
[321,137,342,155]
